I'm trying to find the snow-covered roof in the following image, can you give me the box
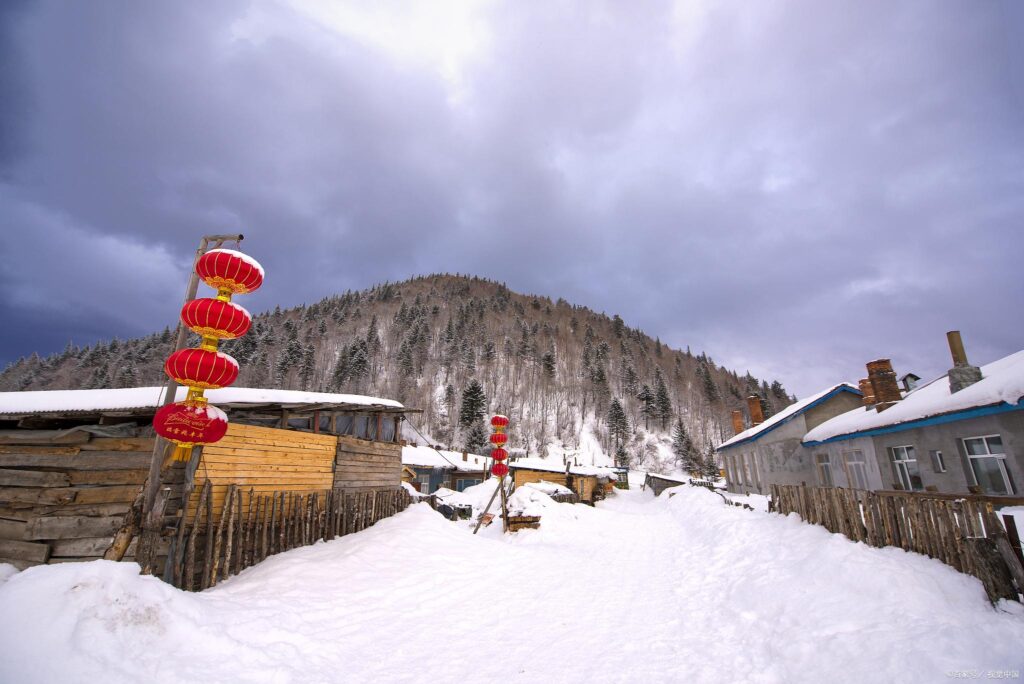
[804,349,1024,444]
[645,472,688,484]
[717,383,861,450]
[401,445,488,472]
[510,457,618,478]
[0,386,404,416]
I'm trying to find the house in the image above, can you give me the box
[803,334,1024,497]
[401,445,488,494]
[643,472,688,496]
[716,386,865,495]
[0,386,414,575]
[509,458,618,505]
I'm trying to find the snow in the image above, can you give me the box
[522,480,573,496]
[401,445,487,472]
[718,383,859,449]
[0,386,403,415]
[805,349,1024,443]
[2,487,1021,683]
[204,248,265,278]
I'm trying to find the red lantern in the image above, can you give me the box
[491,462,509,478]
[490,447,508,461]
[154,400,228,449]
[489,432,508,446]
[490,415,509,429]
[164,348,239,390]
[195,249,264,295]
[181,298,252,339]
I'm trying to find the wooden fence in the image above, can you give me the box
[165,484,413,591]
[770,484,1024,604]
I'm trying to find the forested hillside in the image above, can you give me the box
[0,275,794,473]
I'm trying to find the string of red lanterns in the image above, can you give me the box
[489,415,509,478]
[154,249,264,461]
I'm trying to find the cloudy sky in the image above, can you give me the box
[1,1,1021,397]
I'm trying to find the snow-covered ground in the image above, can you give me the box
[2,486,1023,683]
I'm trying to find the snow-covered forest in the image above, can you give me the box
[0,275,794,473]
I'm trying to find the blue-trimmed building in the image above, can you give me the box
[717,383,864,495]
[803,348,1024,497]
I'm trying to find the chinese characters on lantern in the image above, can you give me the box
[154,249,265,461]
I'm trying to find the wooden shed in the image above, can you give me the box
[0,386,415,582]
[509,459,618,505]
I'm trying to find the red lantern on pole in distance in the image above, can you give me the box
[181,298,252,339]
[489,432,508,447]
[491,462,509,478]
[490,414,509,429]
[196,249,264,295]
[154,400,229,458]
[490,447,508,461]
[164,348,239,390]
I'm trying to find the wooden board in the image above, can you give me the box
[0,538,51,562]
[513,470,568,488]
[25,516,124,540]
[0,469,71,487]
[187,423,337,521]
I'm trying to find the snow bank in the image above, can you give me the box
[522,480,573,496]
[1,489,1021,683]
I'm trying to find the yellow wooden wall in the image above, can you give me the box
[512,469,568,489]
[187,423,337,518]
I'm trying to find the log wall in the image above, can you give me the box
[0,430,159,569]
[335,435,401,491]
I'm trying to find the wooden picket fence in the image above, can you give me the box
[165,483,413,591]
[770,484,1024,604]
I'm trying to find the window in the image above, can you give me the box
[843,451,869,490]
[287,416,312,431]
[963,435,1014,495]
[381,417,397,442]
[815,453,834,487]
[336,414,354,435]
[750,454,761,489]
[889,446,922,491]
[455,478,475,492]
[736,454,746,485]
[417,471,432,494]
[743,454,754,486]
[929,450,946,473]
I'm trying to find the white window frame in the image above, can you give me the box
[842,450,869,490]
[815,453,834,487]
[962,435,1014,495]
[750,453,761,489]
[889,445,922,491]
[929,450,946,473]
[736,454,746,485]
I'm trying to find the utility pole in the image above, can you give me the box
[109,234,244,569]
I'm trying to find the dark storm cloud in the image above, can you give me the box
[1,0,1022,395]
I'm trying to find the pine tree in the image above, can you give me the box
[459,379,487,428]
[299,344,315,390]
[637,384,655,430]
[464,420,489,455]
[607,398,629,449]
[654,371,672,429]
[541,350,556,380]
[672,418,696,472]
[615,443,629,468]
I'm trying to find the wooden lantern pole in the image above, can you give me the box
[109,234,244,567]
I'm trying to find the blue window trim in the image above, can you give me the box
[802,400,1024,446]
[718,386,862,451]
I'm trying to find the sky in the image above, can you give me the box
[1,0,1022,397]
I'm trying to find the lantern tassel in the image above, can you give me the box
[171,445,193,462]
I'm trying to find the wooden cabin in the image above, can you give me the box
[643,472,689,496]
[509,459,618,505]
[0,386,415,579]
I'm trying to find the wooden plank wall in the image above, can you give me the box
[513,469,568,490]
[0,430,156,569]
[770,484,1024,604]
[335,435,401,490]
[187,423,337,521]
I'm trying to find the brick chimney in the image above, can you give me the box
[857,378,876,408]
[746,395,764,426]
[462,450,468,461]
[946,330,983,393]
[867,359,901,412]
[731,410,744,435]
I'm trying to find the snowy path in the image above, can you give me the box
[2,486,1024,683]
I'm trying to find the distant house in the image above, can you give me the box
[716,385,864,495]
[401,445,488,494]
[803,337,1024,497]
[643,472,688,496]
[509,458,617,504]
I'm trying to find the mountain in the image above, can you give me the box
[0,274,794,472]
